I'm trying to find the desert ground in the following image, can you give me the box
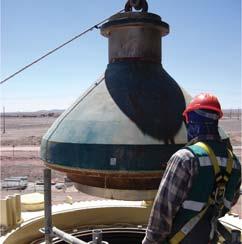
[0,115,104,204]
[0,114,241,217]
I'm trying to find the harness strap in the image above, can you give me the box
[169,142,233,244]
[196,142,233,184]
[196,142,221,177]
[169,200,212,244]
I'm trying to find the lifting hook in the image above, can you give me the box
[125,0,148,12]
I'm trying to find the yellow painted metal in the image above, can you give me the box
[65,195,73,205]
[9,196,17,227]
[141,200,154,208]
[21,193,44,211]
[0,194,22,232]
[15,194,21,223]
[4,205,151,244]
[0,197,9,228]
[6,197,13,228]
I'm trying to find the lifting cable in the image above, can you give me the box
[0,9,124,85]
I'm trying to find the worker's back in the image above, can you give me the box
[168,140,241,244]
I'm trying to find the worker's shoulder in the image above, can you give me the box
[171,147,196,161]
[170,148,199,172]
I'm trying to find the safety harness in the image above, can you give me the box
[169,142,234,244]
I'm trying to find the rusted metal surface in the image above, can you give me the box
[101,12,169,63]
[45,162,162,190]
[67,173,162,190]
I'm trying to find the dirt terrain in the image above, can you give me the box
[0,115,241,216]
[0,116,104,204]
[1,116,57,146]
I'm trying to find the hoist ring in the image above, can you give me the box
[130,0,142,10]
[125,0,148,12]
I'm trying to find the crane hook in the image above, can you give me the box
[125,0,148,12]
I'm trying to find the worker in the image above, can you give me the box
[142,93,241,244]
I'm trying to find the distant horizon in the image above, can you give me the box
[2,107,242,114]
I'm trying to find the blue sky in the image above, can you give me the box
[1,0,241,112]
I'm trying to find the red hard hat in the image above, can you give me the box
[183,93,223,123]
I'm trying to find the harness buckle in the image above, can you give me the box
[214,184,226,208]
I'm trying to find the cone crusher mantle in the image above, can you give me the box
[41,10,191,200]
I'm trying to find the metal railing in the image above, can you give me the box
[42,168,109,244]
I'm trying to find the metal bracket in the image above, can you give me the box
[88,229,109,244]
